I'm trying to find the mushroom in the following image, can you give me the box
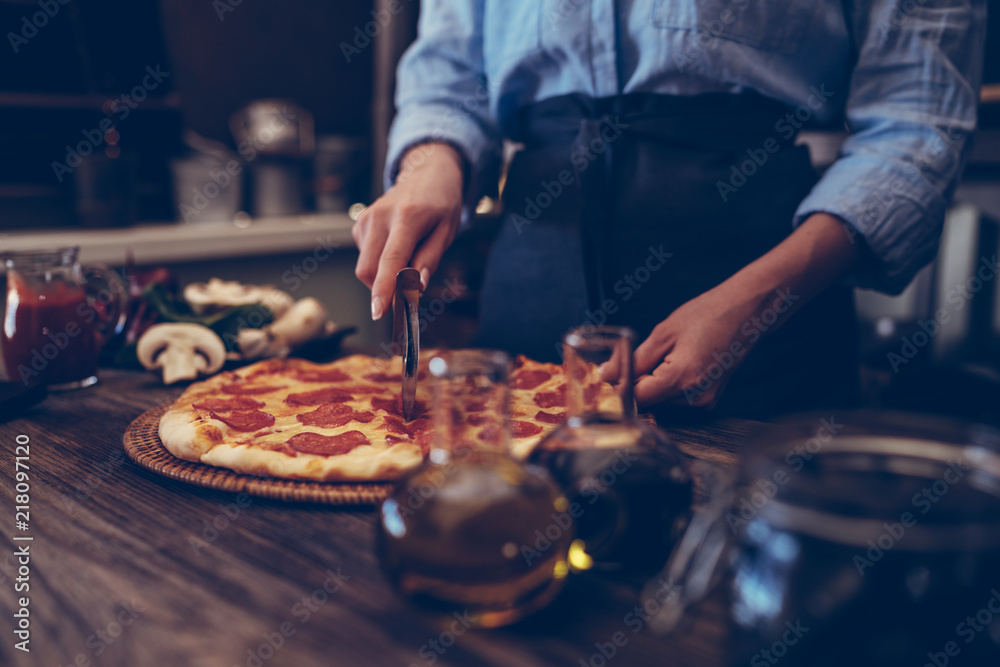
[137,323,227,384]
[237,297,337,359]
[183,278,294,317]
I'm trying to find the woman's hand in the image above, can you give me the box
[353,142,465,320]
[631,285,786,407]
[629,212,861,408]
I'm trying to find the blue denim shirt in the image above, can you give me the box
[387,0,986,293]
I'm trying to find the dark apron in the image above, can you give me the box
[475,93,858,420]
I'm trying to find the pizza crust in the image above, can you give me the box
[157,353,614,482]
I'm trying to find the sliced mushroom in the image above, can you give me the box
[237,297,336,359]
[137,323,227,384]
[183,278,294,317]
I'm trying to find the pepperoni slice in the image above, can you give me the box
[222,383,284,395]
[286,431,370,456]
[511,369,551,390]
[285,387,354,406]
[371,395,427,418]
[584,383,602,404]
[534,384,567,408]
[363,372,401,383]
[295,368,351,383]
[511,420,543,438]
[466,400,487,412]
[535,410,565,424]
[210,409,275,432]
[371,395,398,414]
[381,415,432,438]
[193,397,264,411]
[297,403,377,428]
[296,403,351,425]
[347,384,389,394]
[352,410,376,423]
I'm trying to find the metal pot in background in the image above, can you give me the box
[230,100,314,219]
[170,151,243,223]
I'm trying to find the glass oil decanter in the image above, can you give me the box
[377,350,572,627]
[527,326,692,574]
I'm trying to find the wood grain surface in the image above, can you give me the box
[0,368,758,667]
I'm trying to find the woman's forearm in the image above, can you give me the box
[712,213,862,339]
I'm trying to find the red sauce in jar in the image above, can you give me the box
[2,272,100,385]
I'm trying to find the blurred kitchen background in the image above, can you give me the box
[0,0,999,421]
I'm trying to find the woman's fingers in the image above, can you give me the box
[634,324,675,377]
[634,363,684,405]
[353,209,389,290]
[370,215,429,320]
[410,213,459,289]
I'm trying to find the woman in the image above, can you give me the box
[352,1,985,419]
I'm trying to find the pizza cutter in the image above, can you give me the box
[392,267,422,421]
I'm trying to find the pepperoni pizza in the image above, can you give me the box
[158,353,613,481]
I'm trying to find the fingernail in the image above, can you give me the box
[419,268,430,290]
[371,296,384,321]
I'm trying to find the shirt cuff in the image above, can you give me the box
[793,154,949,294]
[385,104,501,219]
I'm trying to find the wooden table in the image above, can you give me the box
[0,369,756,667]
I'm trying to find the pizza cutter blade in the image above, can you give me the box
[392,267,422,421]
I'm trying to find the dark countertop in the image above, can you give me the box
[0,368,757,667]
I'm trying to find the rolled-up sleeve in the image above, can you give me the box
[385,0,501,209]
[793,0,986,294]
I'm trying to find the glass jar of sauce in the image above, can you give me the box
[1,247,126,389]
